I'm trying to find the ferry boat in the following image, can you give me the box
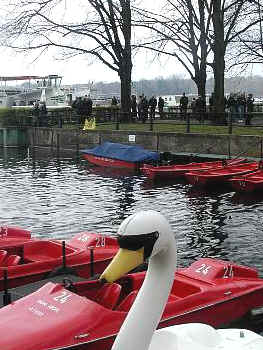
[0,75,70,107]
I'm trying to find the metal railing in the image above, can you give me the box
[14,108,263,134]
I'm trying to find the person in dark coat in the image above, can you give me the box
[83,95,93,118]
[38,101,48,127]
[72,97,83,124]
[111,96,118,106]
[148,96,157,120]
[227,93,238,121]
[137,95,143,121]
[141,96,149,123]
[77,95,93,125]
[195,96,206,122]
[131,95,137,122]
[32,101,40,126]
[246,93,254,126]
[179,92,188,119]
[158,96,165,119]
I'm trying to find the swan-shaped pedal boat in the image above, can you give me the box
[101,210,263,350]
[0,212,262,349]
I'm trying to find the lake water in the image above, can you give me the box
[1,147,263,276]
[1,146,263,332]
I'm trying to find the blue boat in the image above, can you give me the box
[81,142,159,169]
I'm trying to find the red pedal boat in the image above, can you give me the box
[1,258,263,350]
[141,158,246,181]
[0,225,118,290]
[228,168,263,193]
[185,162,259,187]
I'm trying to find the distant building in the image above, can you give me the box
[160,94,210,108]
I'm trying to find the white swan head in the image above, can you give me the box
[100,210,175,283]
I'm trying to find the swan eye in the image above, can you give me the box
[117,231,159,257]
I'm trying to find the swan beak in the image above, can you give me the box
[100,248,144,283]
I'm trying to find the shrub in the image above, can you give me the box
[0,107,32,126]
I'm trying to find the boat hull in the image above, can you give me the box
[82,153,140,170]
[0,227,118,290]
[141,159,246,181]
[1,258,263,350]
[185,162,259,186]
[81,142,159,170]
[229,169,263,192]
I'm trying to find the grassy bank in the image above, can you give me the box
[94,122,263,136]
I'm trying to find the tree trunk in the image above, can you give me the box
[196,71,206,104]
[118,0,132,122]
[119,63,132,122]
[212,0,226,124]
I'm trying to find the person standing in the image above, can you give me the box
[179,92,188,119]
[32,101,40,126]
[39,101,48,127]
[158,96,165,119]
[72,97,83,124]
[148,96,157,120]
[111,96,118,106]
[141,96,149,123]
[82,95,93,124]
[236,93,246,121]
[191,98,197,116]
[246,93,254,126]
[195,96,206,122]
[137,95,143,121]
[87,95,93,117]
[227,93,237,121]
[131,95,137,122]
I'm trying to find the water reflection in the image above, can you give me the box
[185,188,230,261]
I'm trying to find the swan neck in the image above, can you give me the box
[112,240,176,350]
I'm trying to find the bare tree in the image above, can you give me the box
[134,0,212,103]
[228,0,263,68]
[134,1,261,116]
[0,0,134,118]
[210,0,260,114]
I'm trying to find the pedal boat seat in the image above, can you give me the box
[115,290,138,312]
[4,255,21,266]
[95,283,122,309]
[0,250,7,265]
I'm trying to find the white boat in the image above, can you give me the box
[0,75,71,107]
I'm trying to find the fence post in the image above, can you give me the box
[150,113,153,131]
[186,113,190,133]
[228,137,231,159]
[228,112,232,134]
[116,111,120,130]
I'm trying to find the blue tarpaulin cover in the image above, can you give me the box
[81,142,159,163]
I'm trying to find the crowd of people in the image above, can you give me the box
[130,94,165,123]
[69,91,255,126]
[72,95,93,124]
[224,93,254,125]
